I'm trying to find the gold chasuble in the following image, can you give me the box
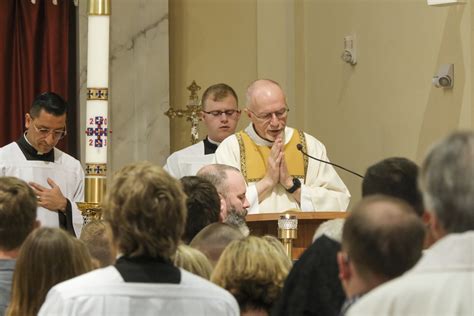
[236,130,308,183]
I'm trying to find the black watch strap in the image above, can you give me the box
[286,177,301,194]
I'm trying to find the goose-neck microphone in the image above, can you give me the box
[296,144,364,179]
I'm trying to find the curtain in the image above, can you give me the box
[0,0,77,157]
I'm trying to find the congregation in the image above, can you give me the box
[1,82,473,316]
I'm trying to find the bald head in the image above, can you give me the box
[189,223,244,266]
[343,195,425,280]
[245,79,288,142]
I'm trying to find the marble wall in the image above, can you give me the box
[78,0,169,175]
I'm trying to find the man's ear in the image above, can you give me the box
[428,212,447,241]
[218,193,227,222]
[337,251,351,281]
[25,113,32,129]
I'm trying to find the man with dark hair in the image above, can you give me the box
[0,176,38,315]
[189,223,244,266]
[39,162,239,315]
[164,83,241,178]
[362,157,423,216]
[348,131,474,316]
[0,92,84,236]
[180,176,221,243]
[338,195,425,315]
[197,164,250,236]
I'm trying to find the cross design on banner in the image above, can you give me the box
[86,116,108,148]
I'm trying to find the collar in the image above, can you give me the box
[16,133,54,162]
[243,123,293,147]
[203,137,219,155]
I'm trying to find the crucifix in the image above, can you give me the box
[164,80,202,144]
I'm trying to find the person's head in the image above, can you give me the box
[25,92,68,154]
[180,176,221,243]
[362,157,424,216]
[0,176,38,255]
[197,164,250,234]
[312,218,345,243]
[261,235,293,270]
[7,227,93,316]
[173,244,213,279]
[103,162,187,260]
[201,83,241,143]
[420,131,474,239]
[79,220,116,268]
[337,195,425,298]
[189,222,244,267]
[245,79,288,142]
[211,236,290,315]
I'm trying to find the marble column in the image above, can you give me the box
[79,0,169,175]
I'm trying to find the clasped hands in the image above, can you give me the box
[262,136,294,192]
[29,178,67,212]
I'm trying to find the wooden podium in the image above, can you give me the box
[245,211,347,260]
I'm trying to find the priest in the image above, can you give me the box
[215,79,350,213]
[164,83,241,178]
[0,92,84,236]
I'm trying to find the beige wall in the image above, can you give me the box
[170,0,472,208]
[169,0,257,152]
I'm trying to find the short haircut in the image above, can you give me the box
[197,164,241,197]
[0,176,37,251]
[343,195,425,279]
[173,244,213,280]
[201,83,238,110]
[180,176,221,243]
[211,236,290,314]
[420,131,474,233]
[79,220,116,268]
[362,157,424,216]
[190,223,244,266]
[7,227,93,316]
[103,162,187,260]
[30,92,68,118]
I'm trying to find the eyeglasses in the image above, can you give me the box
[32,123,67,140]
[202,109,241,117]
[248,107,289,121]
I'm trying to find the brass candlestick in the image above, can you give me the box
[278,213,298,259]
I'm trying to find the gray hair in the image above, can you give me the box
[419,131,474,233]
[197,164,240,196]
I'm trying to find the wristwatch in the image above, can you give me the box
[286,177,301,193]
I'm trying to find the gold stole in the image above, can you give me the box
[236,130,308,183]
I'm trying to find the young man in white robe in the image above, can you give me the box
[39,162,239,316]
[0,92,84,236]
[215,79,350,213]
[164,83,241,178]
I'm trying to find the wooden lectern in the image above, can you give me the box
[246,212,347,260]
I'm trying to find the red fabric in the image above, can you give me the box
[0,0,77,157]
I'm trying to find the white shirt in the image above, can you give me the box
[347,232,474,316]
[39,266,239,316]
[0,142,84,235]
[164,140,217,178]
[215,125,350,213]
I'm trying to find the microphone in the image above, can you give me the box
[296,144,364,178]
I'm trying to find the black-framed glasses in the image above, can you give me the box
[202,109,241,117]
[248,107,289,121]
[32,123,67,140]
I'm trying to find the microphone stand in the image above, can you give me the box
[296,144,364,179]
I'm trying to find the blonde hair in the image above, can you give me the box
[7,228,93,316]
[173,244,213,279]
[80,220,116,267]
[262,235,293,269]
[211,236,290,313]
[104,162,187,260]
